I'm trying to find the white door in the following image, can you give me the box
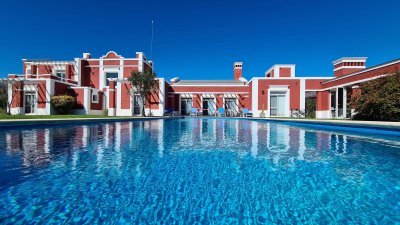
[24,92,36,114]
[270,92,287,117]
[133,94,143,115]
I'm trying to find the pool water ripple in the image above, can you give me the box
[0,118,400,224]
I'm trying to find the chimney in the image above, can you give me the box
[83,53,91,59]
[234,62,243,80]
[333,57,367,77]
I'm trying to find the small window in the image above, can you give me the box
[92,92,99,103]
[106,72,118,86]
[56,70,66,80]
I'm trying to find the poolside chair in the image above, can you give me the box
[298,109,305,118]
[164,108,174,117]
[217,108,226,117]
[291,109,299,118]
[242,108,252,117]
[190,108,198,117]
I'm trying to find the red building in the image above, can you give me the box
[6,51,400,118]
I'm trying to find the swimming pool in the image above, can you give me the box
[1,118,400,224]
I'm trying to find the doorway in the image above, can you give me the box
[24,92,36,114]
[270,91,287,117]
[224,98,237,116]
[133,94,143,115]
[202,98,215,116]
[181,98,192,116]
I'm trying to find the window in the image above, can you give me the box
[56,70,66,80]
[92,92,99,103]
[105,72,118,86]
[26,66,31,75]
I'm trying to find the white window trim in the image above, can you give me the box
[54,69,67,81]
[92,91,99,103]
[23,91,38,115]
[104,71,119,87]
[268,86,290,117]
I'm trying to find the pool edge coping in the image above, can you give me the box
[245,117,400,131]
[0,116,399,131]
[0,116,183,127]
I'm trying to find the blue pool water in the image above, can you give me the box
[1,118,400,224]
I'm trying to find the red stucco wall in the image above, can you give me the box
[258,79,300,110]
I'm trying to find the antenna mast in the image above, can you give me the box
[151,20,154,73]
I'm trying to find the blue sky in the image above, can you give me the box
[1,0,399,80]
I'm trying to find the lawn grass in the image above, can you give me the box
[0,109,113,120]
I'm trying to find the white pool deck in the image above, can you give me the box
[247,117,400,130]
[0,116,399,130]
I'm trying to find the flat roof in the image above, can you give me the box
[173,80,246,86]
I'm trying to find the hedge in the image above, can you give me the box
[50,95,77,115]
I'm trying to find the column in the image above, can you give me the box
[335,88,339,118]
[342,87,347,118]
[12,81,25,114]
[108,80,116,116]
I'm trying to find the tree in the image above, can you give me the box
[128,69,158,116]
[0,79,20,115]
[351,71,400,121]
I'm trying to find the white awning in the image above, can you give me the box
[202,93,215,98]
[224,94,238,98]
[180,93,192,98]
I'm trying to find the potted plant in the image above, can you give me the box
[260,104,265,118]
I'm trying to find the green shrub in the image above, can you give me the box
[0,95,6,111]
[305,96,316,118]
[351,71,400,121]
[50,95,77,114]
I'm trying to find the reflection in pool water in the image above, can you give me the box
[0,118,400,224]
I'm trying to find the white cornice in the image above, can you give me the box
[333,66,365,71]
[247,76,332,85]
[332,57,367,65]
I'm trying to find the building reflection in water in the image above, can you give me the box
[1,118,364,173]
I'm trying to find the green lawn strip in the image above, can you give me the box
[0,114,113,120]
